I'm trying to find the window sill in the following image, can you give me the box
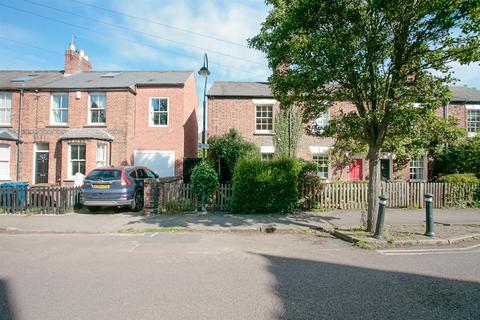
[149,125,168,128]
[46,125,69,128]
[0,125,13,128]
[84,125,107,128]
[467,132,477,138]
[254,131,274,136]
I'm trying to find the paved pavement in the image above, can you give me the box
[0,208,479,234]
[1,232,479,320]
[316,208,480,228]
[0,211,331,233]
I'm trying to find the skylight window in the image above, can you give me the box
[101,72,121,78]
[11,74,40,82]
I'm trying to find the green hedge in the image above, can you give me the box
[438,173,480,183]
[230,157,300,213]
[434,136,480,177]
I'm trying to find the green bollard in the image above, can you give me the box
[424,193,434,236]
[374,194,388,239]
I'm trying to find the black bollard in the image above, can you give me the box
[424,193,434,236]
[374,194,388,239]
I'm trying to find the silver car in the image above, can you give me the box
[80,166,158,212]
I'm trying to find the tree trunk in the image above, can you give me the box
[366,148,381,232]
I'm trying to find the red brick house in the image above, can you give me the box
[0,44,198,185]
[207,81,479,182]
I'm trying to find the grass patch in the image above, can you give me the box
[355,240,376,250]
[310,207,336,212]
[144,227,184,233]
[298,227,312,233]
[387,236,397,244]
[118,228,143,234]
[352,230,370,237]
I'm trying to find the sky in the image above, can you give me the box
[1,0,480,125]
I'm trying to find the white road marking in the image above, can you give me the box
[130,241,141,251]
[377,243,480,256]
[149,232,159,238]
[378,249,480,256]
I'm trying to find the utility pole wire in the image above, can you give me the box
[0,3,268,77]
[69,0,250,48]
[22,0,264,66]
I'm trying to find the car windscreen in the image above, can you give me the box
[86,169,122,181]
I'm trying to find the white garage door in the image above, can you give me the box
[134,150,175,177]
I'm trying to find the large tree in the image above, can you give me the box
[250,0,479,231]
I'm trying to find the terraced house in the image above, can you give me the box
[0,43,198,185]
[207,81,480,182]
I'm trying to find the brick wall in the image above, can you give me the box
[207,97,458,181]
[1,82,196,185]
[182,74,199,158]
[208,97,357,180]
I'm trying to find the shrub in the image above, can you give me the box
[207,129,260,181]
[297,159,320,180]
[190,161,219,203]
[230,157,300,213]
[438,173,480,183]
[434,137,480,177]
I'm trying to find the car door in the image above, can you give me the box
[135,168,148,188]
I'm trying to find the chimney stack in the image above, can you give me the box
[64,41,92,74]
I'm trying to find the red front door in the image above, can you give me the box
[349,159,363,181]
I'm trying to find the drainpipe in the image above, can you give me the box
[444,101,449,150]
[109,140,112,166]
[16,88,24,181]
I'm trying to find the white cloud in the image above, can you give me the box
[98,0,271,81]
[449,61,480,89]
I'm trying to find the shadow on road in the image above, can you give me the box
[0,279,15,320]
[253,253,480,320]
[122,212,337,230]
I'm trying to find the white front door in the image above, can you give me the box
[133,150,175,177]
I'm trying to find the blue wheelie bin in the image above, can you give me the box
[0,181,28,208]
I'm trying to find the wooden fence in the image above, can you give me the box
[300,182,480,209]
[144,178,232,213]
[145,180,480,213]
[0,186,82,214]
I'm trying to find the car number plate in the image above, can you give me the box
[93,184,110,189]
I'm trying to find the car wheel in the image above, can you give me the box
[130,191,144,212]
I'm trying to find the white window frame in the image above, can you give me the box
[261,153,274,161]
[88,93,106,125]
[149,97,169,127]
[32,143,49,184]
[255,104,274,133]
[313,153,329,180]
[0,144,11,180]
[96,143,107,168]
[466,105,480,137]
[68,144,86,179]
[50,93,69,125]
[313,111,329,132]
[409,156,425,181]
[0,92,12,126]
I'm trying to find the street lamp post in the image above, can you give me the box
[198,53,210,213]
[198,53,210,159]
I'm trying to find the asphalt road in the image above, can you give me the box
[1,231,479,320]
